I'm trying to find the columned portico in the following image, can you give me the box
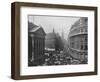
[28,24,46,66]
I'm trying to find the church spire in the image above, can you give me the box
[61,29,64,39]
[53,28,55,33]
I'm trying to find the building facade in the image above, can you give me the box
[28,22,46,66]
[45,29,64,52]
[45,29,56,50]
[68,17,88,64]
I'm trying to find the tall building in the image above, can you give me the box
[28,22,46,66]
[68,17,88,64]
[45,28,64,51]
[45,28,56,50]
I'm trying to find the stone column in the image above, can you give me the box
[30,34,34,62]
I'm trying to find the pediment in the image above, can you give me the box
[34,27,46,36]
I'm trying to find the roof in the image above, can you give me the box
[28,22,46,36]
[28,22,39,32]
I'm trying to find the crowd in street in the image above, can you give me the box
[42,51,73,66]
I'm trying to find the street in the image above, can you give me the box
[42,51,73,66]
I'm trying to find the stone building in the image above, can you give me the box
[68,17,88,64]
[45,29,56,50]
[28,22,46,66]
[45,29,64,52]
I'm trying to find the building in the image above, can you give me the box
[45,29,56,50]
[68,17,88,64]
[45,29,64,52]
[28,22,46,66]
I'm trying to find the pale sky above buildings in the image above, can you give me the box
[28,15,80,40]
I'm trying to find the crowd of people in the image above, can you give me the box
[42,50,72,66]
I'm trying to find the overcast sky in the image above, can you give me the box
[28,15,79,40]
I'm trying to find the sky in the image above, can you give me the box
[28,15,79,40]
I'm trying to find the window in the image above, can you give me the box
[84,45,87,50]
[81,28,83,32]
[85,18,88,22]
[72,42,74,48]
[81,45,83,50]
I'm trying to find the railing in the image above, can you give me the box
[69,32,87,37]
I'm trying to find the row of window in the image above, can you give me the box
[70,35,88,50]
[70,26,87,37]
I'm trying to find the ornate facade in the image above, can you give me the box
[68,17,88,63]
